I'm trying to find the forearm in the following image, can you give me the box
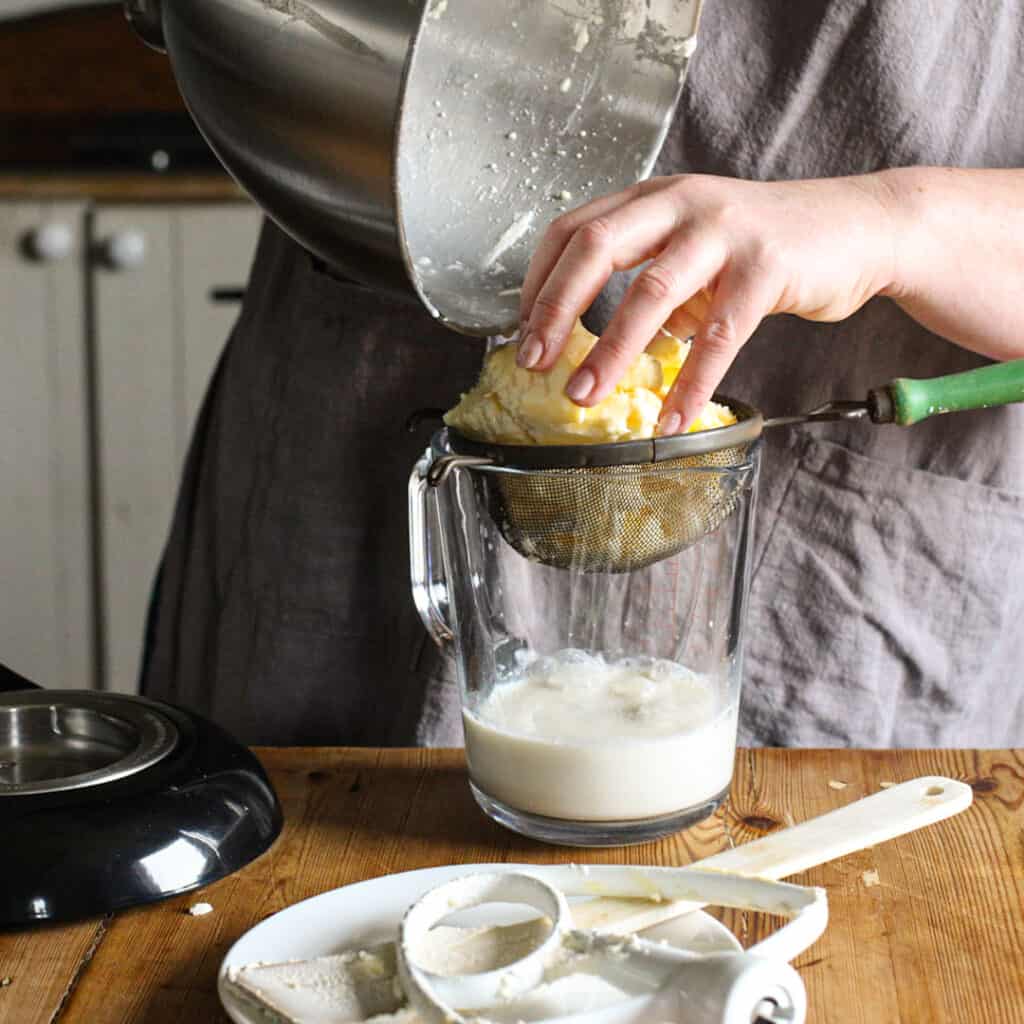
[875,166,1024,361]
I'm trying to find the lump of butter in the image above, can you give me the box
[444,320,736,444]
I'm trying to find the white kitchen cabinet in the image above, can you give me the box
[0,197,261,693]
[91,202,262,693]
[0,200,93,688]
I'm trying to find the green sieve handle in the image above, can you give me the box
[871,358,1024,426]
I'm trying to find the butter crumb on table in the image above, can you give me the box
[828,780,848,791]
[0,977,11,988]
[862,870,881,888]
[187,902,214,917]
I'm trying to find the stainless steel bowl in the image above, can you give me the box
[127,0,703,334]
[0,691,178,796]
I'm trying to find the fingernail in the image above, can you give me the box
[565,367,596,404]
[659,411,683,436]
[517,333,543,369]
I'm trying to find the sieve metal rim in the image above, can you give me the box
[440,395,764,471]
[446,457,761,480]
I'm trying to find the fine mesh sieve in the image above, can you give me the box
[426,397,763,573]
[420,357,1024,573]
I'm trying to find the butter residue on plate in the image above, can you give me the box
[444,319,736,445]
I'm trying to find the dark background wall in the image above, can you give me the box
[0,4,217,171]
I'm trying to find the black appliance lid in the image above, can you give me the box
[0,661,282,927]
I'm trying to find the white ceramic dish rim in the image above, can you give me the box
[217,862,742,1024]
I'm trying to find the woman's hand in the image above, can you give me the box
[517,172,900,433]
[519,166,1024,433]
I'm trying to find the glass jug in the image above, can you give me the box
[409,429,761,847]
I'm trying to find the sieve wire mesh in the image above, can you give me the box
[465,442,757,573]
[435,397,763,573]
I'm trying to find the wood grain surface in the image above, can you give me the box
[1,747,1022,1023]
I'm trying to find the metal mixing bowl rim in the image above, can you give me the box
[392,2,694,337]
[392,4,444,328]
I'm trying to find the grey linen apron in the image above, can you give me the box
[142,0,1024,748]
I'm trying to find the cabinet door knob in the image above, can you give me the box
[102,230,148,270]
[26,222,74,263]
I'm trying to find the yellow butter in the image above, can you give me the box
[444,320,736,444]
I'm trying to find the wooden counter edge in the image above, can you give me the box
[0,172,246,201]
[248,745,1024,758]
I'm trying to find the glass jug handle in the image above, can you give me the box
[408,453,454,647]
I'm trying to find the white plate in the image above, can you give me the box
[218,862,741,1023]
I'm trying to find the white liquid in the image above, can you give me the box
[463,652,737,822]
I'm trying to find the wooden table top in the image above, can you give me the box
[2,747,1022,1023]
